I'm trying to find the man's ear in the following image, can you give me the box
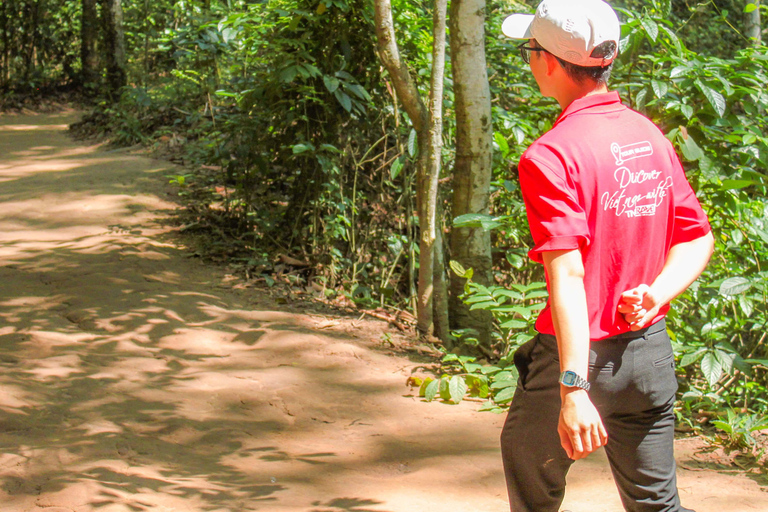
[543,51,559,76]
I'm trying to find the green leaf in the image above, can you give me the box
[492,305,531,318]
[701,352,723,388]
[301,63,321,77]
[500,319,528,329]
[408,129,417,157]
[670,65,690,79]
[721,179,757,190]
[492,289,523,300]
[490,379,516,390]
[680,104,694,119]
[452,213,503,231]
[651,80,668,98]
[493,386,517,405]
[711,420,733,433]
[659,25,682,53]
[448,260,467,279]
[418,377,433,397]
[279,65,299,83]
[719,276,752,296]
[292,143,314,154]
[494,132,510,156]
[635,88,648,110]
[424,379,439,401]
[346,83,371,101]
[390,157,403,181]
[439,377,452,401]
[334,89,352,112]
[715,348,736,375]
[745,3,759,13]
[469,301,499,311]
[493,371,515,381]
[640,17,659,42]
[680,133,704,161]
[449,375,468,404]
[737,294,753,317]
[695,80,726,117]
[323,75,340,93]
[680,347,706,367]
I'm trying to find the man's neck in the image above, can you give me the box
[556,83,610,111]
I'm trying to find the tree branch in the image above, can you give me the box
[373,0,428,134]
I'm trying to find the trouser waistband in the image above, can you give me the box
[608,318,667,341]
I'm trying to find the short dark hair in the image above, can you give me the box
[534,39,616,87]
[555,57,614,86]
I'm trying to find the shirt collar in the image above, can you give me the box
[553,91,624,127]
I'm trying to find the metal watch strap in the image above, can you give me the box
[558,370,591,391]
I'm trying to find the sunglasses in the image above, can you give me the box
[517,41,549,64]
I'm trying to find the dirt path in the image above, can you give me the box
[0,112,764,512]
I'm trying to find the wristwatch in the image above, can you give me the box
[558,370,591,391]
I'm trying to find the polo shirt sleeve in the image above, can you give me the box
[669,149,712,246]
[518,155,591,263]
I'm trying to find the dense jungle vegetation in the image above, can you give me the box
[2,0,768,454]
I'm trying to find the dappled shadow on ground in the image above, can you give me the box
[0,114,504,511]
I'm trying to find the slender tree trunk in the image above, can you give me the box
[22,1,37,82]
[433,196,450,342]
[374,0,450,341]
[745,0,761,46]
[420,0,449,339]
[81,0,99,89]
[102,0,126,95]
[448,0,493,344]
[0,1,8,87]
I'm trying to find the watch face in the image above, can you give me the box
[562,371,577,386]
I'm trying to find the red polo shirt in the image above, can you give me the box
[518,92,711,340]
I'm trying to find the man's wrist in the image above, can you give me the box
[558,370,590,391]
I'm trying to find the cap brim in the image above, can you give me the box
[501,14,534,39]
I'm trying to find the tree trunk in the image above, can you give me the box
[433,196,450,342]
[0,1,9,87]
[448,0,493,345]
[81,0,99,89]
[745,0,761,46]
[374,0,449,341]
[416,0,449,340]
[102,0,126,95]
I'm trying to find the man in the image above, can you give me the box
[499,1,714,511]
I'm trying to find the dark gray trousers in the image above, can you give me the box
[500,320,694,512]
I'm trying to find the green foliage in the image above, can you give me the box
[421,258,546,409]
[710,408,768,453]
[415,353,519,413]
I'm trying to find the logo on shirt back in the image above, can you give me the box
[611,141,653,165]
[601,141,672,218]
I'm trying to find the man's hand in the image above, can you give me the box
[618,284,661,330]
[558,389,608,460]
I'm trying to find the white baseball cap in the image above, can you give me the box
[502,0,620,67]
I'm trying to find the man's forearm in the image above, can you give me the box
[649,231,714,306]
[542,248,608,459]
[619,231,714,329]
[542,250,590,389]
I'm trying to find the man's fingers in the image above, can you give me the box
[591,426,604,451]
[570,431,584,459]
[582,428,593,454]
[558,427,574,459]
[598,421,609,445]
